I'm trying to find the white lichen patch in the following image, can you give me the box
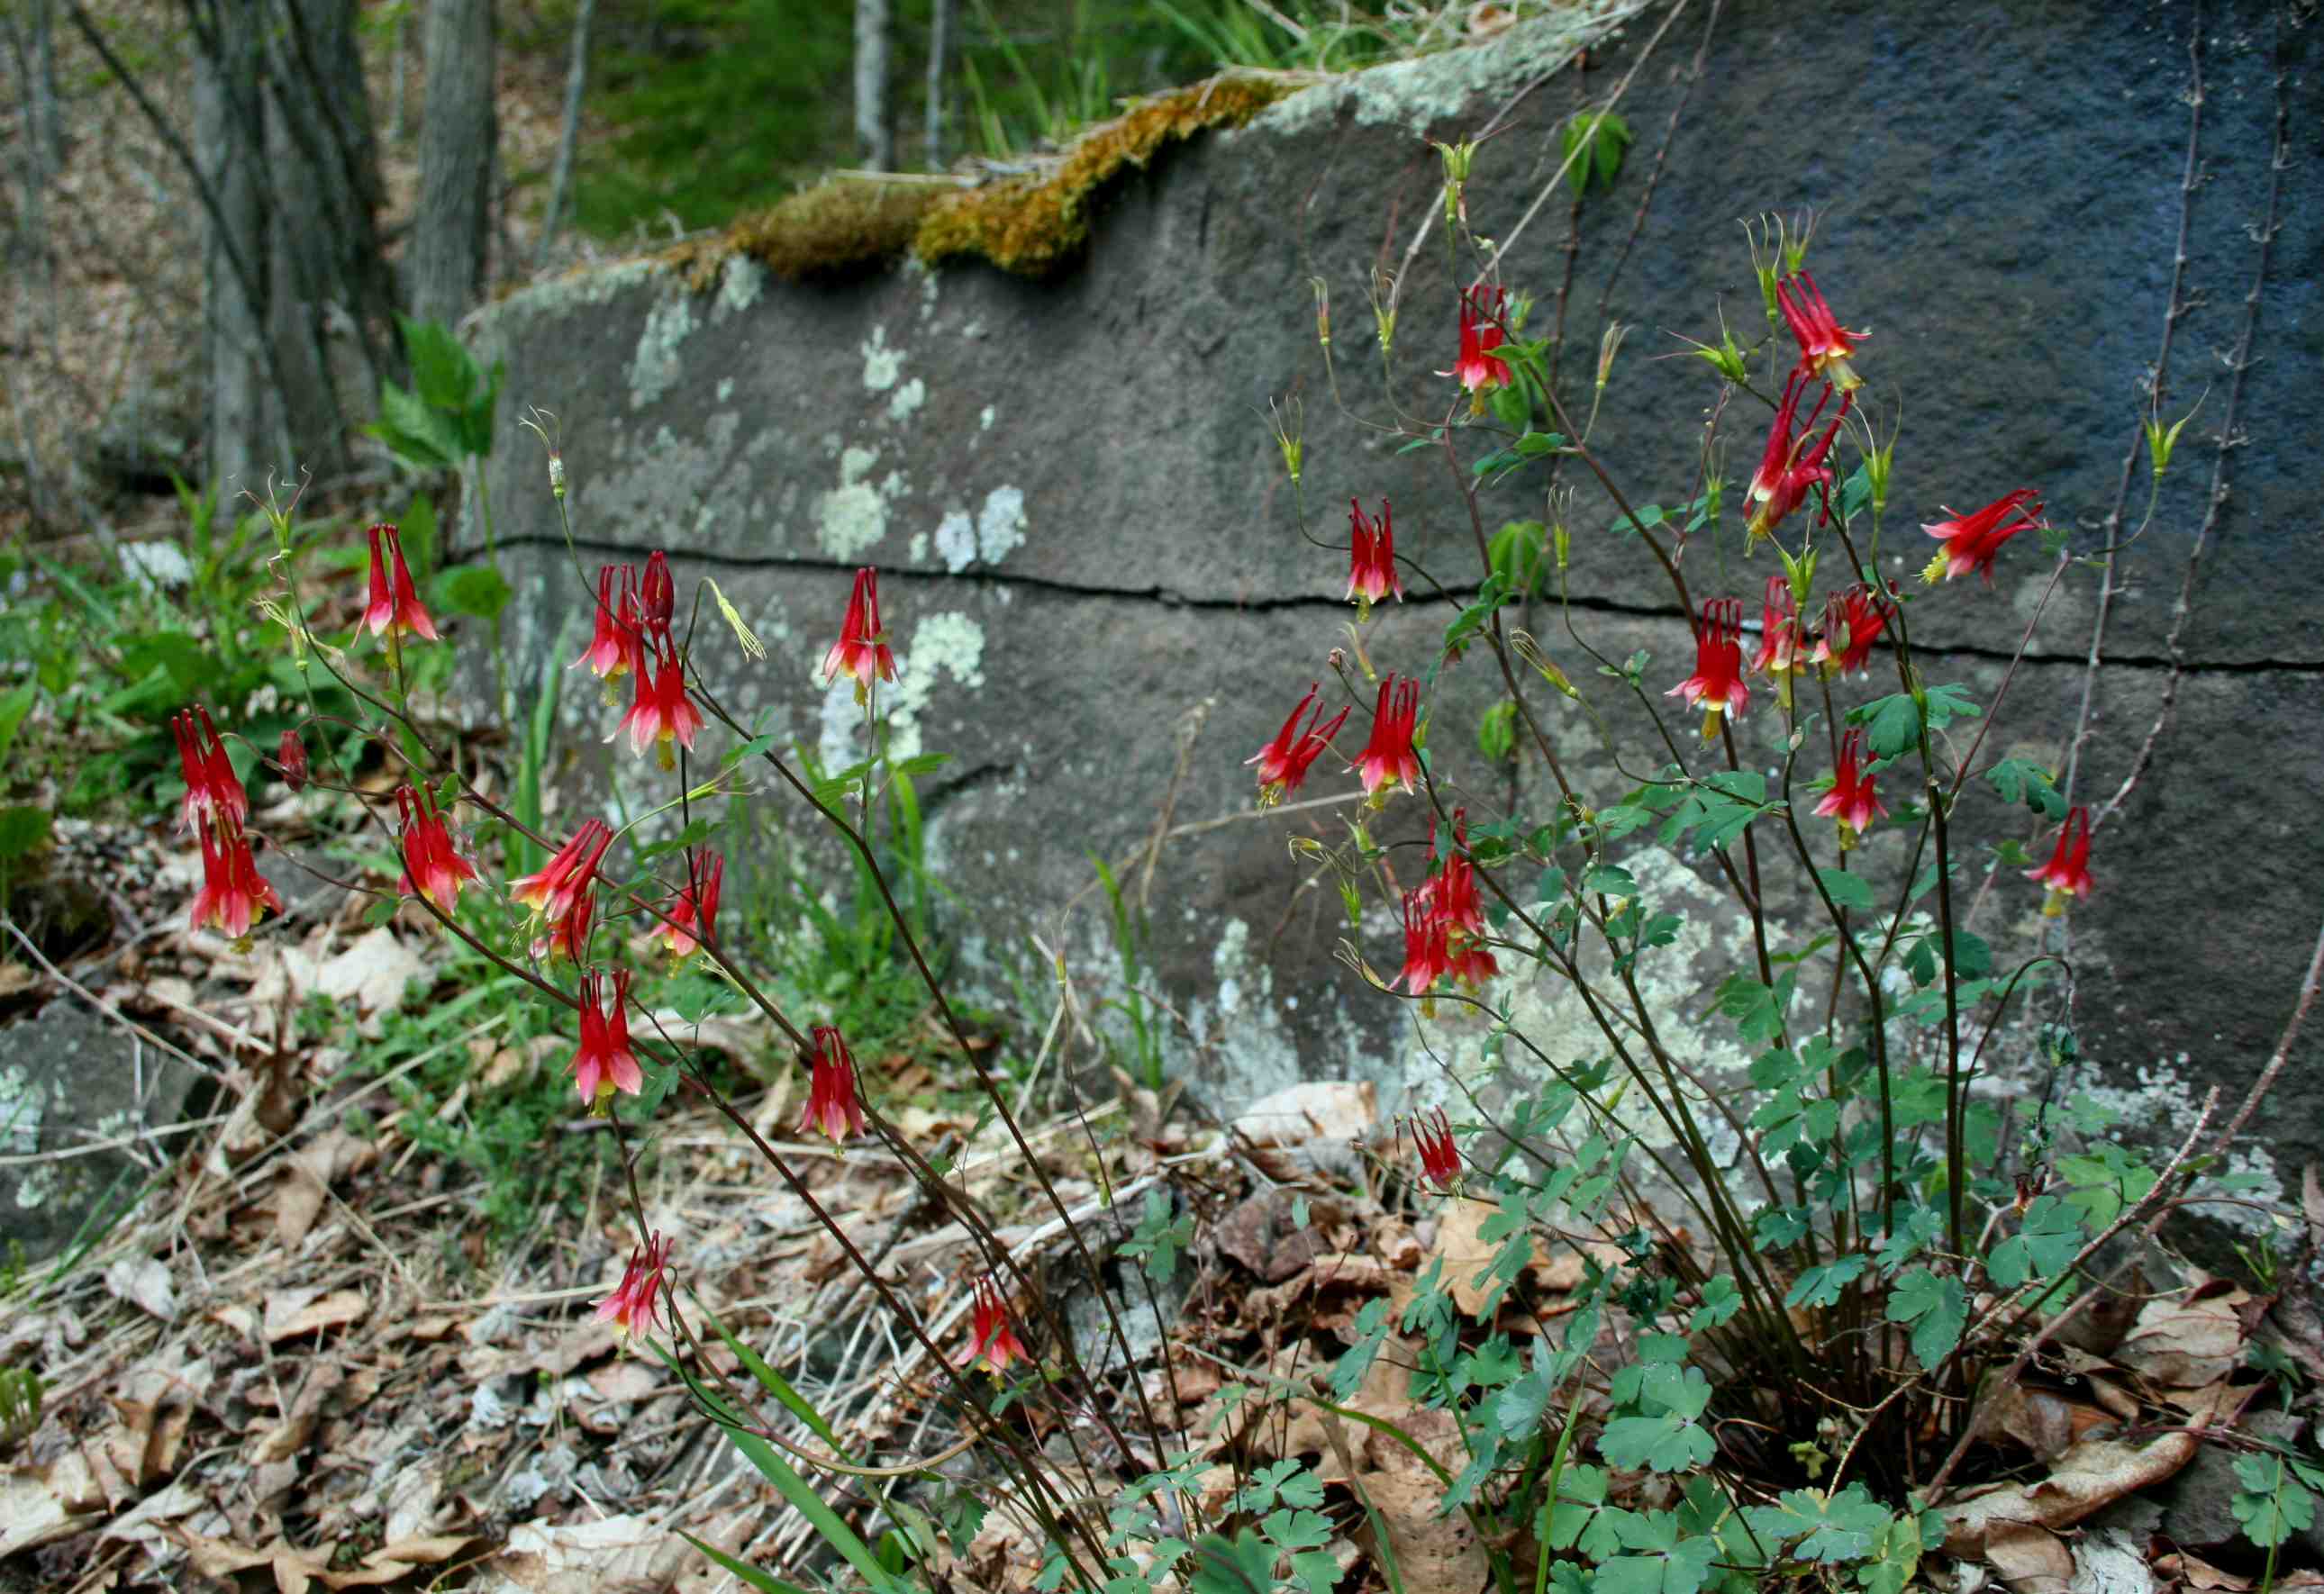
[860,325,904,393]
[713,256,766,322]
[0,1064,42,1156]
[979,404,996,430]
[1251,0,1644,137]
[930,485,1030,574]
[909,531,929,563]
[886,376,927,424]
[716,377,735,403]
[630,291,697,410]
[814,444,899,560]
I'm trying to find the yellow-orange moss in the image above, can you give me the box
[667,179,943,290]
[912,74,1305,276]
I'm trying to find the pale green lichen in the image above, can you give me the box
[714,256,766,322]
[815,444,897,559]
[630,292,698,410]
[860,325,903,393]
[1249,0,1645,138]
[886,376,926,424]
[817,609,985,767]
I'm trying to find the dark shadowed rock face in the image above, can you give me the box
[476,2,2320,1204]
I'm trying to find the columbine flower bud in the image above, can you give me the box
[548,453,567,500]
[277,729,308,792]
[639,550,675,639]
[1370,269,1397,359]
[1269,396,1303,484]
[1310,277,1330,349]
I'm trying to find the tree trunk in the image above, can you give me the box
[263,0,396,472]
[924,0,949,169]
[854,0,892,170]
[192,0,281,496]
[537,0,595,260]
[411,0,495,329]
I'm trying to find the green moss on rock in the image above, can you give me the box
[671,178,943,289]
[912,73,1306,276]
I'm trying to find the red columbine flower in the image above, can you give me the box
[1751,575,1808,709]
[573,564,647,682]
[189,811,283,938]
[595,1231,670,1339]
[1667,597,1749,739]
[638,550,675,642]
[1407,1109,1463,1194]
[2026,806,2093,917]
[539,885,596,964]
[619,636,704,770]
[1813,729,1888,844]
[1922,489,2046,585]
[1349,675,1421,804]
[1346,498,1403,617]
[655,849,724,961]
[395,784,477,915]
[171,705,248,835]
[513,819,614,924]
[1396,886,1454,998]
[276,729,309,792]
[1418,809,1485,940]
[1809,584,1893,678]
[569,967,643,1109]
[362,522,439,642]
[1745,372,1847,547]
[965,1278,1030,1374]
[1247,683,1350,808]
[1775,271,1866,393]
[823,567,896,704]
[799,1026,865,1146]
[1442,285,1514,401]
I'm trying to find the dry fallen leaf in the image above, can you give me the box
[265,1285,368,1343]
[1360,1468,1492,1594]
[2114,1282,2254,1390]
[1944,1430,2201,1558]
[102,1254,177,1323]
[0,1449,107,1556]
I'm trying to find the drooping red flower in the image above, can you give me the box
[595,1231,670,1339]
[1441,285,1514,398]
[1751,575,1808,708]
[655,848,724,961]
[569,966,644,1108]
[189,811,283,938]
[799,1025,865,1146]
[512,819,614,924]
[965,1277,1030,1374]
[573,564,647,681]
[395,784,478,915]
[1418,809,1486,941]
[1346,498,1403,615]
[1349,675,1421,803]
[362,522,439,642]
[1667,597,1750,739]
[1408,1109,1463,1194]
[171,705,248,835]
[1247,683,1351,808]
[1922,489,2047,585]
[1745,372,1847,546]
[619,637,704,768]
[1775,271,1866,392]
[1395,886,1454,997]
[638,550,675,642]
[823,567,897,703]
[539,884,597,964]
[1813,729,1888,840]
[1809,584,1893,678]
[2026,806,2094,916]
[276,729,309,793]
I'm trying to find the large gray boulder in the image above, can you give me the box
[471,0,2320,1206]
